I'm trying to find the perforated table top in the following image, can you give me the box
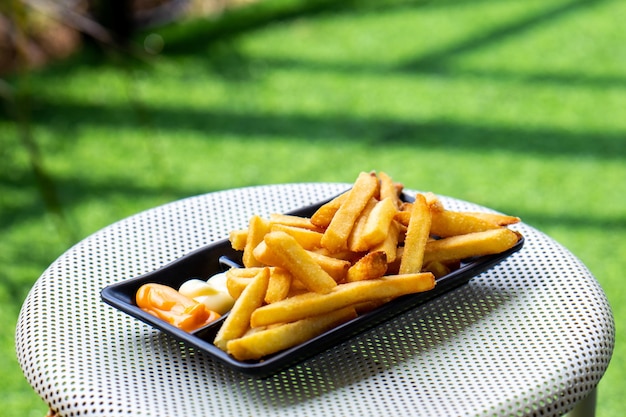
[16,183,614,417]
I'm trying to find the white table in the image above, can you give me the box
[16,183,614,417]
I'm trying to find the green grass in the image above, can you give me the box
[2,0,625,415]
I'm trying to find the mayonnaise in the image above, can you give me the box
[178,276,235,315]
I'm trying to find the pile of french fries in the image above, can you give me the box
[214,171,521,361]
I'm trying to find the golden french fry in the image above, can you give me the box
[311,247,360,262]
[227,267,265,278]
[399,193,432,274]
[386,246,403,275]
[321,172,379,253]
[397,221,407,243]
[346,251,388,282]
[226,307,357,361]
[214,267,269,351]
[253,240,346,282]
[252,240,278,266]
[423,228,520,264]
[423,192,444,212]
[264,267,292,304]
[242,215,271,268]
[225,270,253,299]
[422,260,451,278]
[310,191,349,228]
[264,231,338,294]
[250,272,435,328]
[430,210,503,238]
[360,197,398,247]
[378,171,403,208]
[269,213,321,231]
[270,223,323,250]
[229,229,248,251]
[306,250,351,282]
[395,202,412,227]
[226,267,279,299]
[463,212,521,226]
[347,197,377,252]
[372,219,401,263]
[255,240,348,281]
[288,278,308,293]
[352,299,389,314]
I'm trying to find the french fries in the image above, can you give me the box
[347,197,378,252]
[360,197,398,248]
[250,273,435,328]
[346,251,388,282]
[311,192,348,228]
[263,231,338,294]
[430,210,504,237]
[423,229,521,264]
[378,171,403,208]
[242,215,271,268]
[270,223,323,250]
[399,193,432,274]
[264,267,292,304]
[215,171,522,360]
[227,307,358,361]
[214,267,269,350]
[321,172,379,252]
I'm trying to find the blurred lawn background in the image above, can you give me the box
[1,0,624,416]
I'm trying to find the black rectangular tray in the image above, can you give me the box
[101,193,524,377]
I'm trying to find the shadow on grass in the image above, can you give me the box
[19,96,626,161]
[156,0,594,58]
[1,0,624,247]
[398,0,607,72]
[3,91,625,238]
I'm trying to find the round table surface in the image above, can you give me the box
[16,183,615,417]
